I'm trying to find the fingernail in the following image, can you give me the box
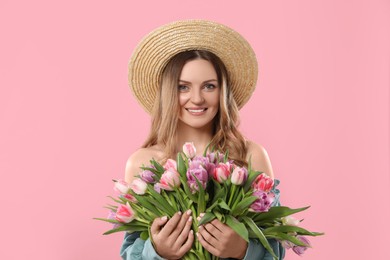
[188,216,192,222]
[161,216,167,221]
[190,230,194,234]
[200,213,205,217]
[197,216,201,221]
[196,232,199,237]
[186,209,192,215]
[178,211,182,215]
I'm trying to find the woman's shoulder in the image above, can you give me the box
[125,145,164,183]
[245,139,274,178]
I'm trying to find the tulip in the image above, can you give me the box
[130,178,148,195]
[252,173,274,192]
[292,236,311,255]
[115,202,135,223]
[114,179,131,194]
[231,166,248,185]
[124,193,137,203]
[163,159,177,171]
[282,216,300,226]
[139,170,156,183]
[249,190,275,212]
[183,142,196,159]
[212,162,231,183]
[187,165,209,193]
[159,168,181,191]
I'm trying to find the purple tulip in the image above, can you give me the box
[187,165,209,193]
[249,190,275,212]
[139,170,156,183]
[292,236,311,255]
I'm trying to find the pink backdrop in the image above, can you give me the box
[1,0,389,259]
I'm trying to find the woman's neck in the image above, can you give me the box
[176,121,214,156]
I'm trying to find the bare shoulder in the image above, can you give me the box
[245,140,274,179]
[125,145,164,183]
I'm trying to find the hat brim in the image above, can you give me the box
[128,19,258,114]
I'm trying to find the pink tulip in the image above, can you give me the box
[113,179,130,194]
[159,168,181,191]
[163,159,177,171]
[212,162,231,183]
[231,166,248,185]
[124,193,137,203]
[252,173,274,192]
[183,142,196,159]
[130,178,148,195]
[115,203,135,223]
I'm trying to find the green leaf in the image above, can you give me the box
[252,206,310,223]
[203,142,212,156]
[264,225,324,237]
[223,150,229,162]
[266,232,310,247]
[150,159,165,174]
[146,186,176,216]
[231,196,258,216]
[242,216,277,259]
[93,217,120,224]
[225,215,249,242]
[217,199,231,211]
[198,212,216,226]
[177,153,187,176]
[133,194,163,217]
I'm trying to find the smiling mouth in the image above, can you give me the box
[186,108,208,113]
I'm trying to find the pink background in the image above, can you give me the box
[1,0,389,259]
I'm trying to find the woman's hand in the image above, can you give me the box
[151,210,194,260]
[197,218,248,259]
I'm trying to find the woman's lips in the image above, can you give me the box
[186,108,208,115]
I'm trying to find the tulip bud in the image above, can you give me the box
[212,162,231,183]
[130,178,148,195]
[113,179,131,194]
[183,142,197,159]
[115,203,135,223]
[159,168,181,191]
[231,166,248,185]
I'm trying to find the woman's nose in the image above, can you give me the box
[190,89,205,104]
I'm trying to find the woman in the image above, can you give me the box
[121,20,285,260]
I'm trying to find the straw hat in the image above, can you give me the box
[128,19,258,114]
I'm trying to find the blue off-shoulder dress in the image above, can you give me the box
[120,180,286,260]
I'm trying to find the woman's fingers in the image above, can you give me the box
[158,211,182,237]
[177,230,194,256]
[174,213,193,246]
[171,209,192,238]
[197,230,219,256]
[150,216,168,236]
[198,225,219,246]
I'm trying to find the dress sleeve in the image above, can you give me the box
[120,232,164,260]
[241,180,286,260]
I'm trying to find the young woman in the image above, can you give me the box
[120,20,285,260]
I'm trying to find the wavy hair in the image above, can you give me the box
[142,50,248,167]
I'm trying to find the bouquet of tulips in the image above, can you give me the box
[96,143,323,259]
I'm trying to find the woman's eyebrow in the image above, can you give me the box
[179,79,218,83]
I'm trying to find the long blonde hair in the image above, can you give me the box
[142,50,248,167]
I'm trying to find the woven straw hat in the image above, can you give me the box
[128,19,258,114]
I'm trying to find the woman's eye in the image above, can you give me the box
[204,84,216,90]
[178,85,189,91]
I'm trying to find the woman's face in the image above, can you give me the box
[178,59,220,130]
